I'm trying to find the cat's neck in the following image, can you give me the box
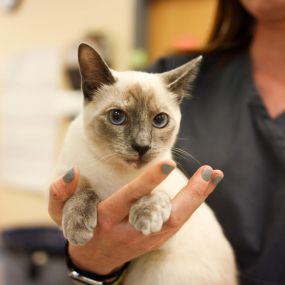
[86,151,173,200]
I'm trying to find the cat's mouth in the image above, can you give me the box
[124,157,150,169]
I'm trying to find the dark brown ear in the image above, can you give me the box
[161,56,202,103]
[78,43,115,102]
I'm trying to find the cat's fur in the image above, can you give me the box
[56,44,238,285]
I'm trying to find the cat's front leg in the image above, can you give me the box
[129,191,171,235]
[62,177,99,245]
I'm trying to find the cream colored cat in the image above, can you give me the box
[56,43,238,285]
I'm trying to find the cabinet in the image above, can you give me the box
[147,0,217,61]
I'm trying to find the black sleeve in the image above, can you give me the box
[146,53,198,73]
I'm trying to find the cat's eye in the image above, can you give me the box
[108,109,127,125]
[152,113,169,128]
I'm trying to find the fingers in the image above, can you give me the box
[48,167,80,225]
[166,165,223,230]
[98,160,176,227]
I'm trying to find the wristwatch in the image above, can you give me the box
[65,242,130,285]
[68,270,107,285]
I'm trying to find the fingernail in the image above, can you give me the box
[63,168,75,183]
[212,176,223,186]
[161,164,174,174]
[201,167,213,182]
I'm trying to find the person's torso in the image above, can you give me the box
[149,50,285,284]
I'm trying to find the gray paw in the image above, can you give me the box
[129,191,171,235]
[63,210,97,245]
[62,189,99,246]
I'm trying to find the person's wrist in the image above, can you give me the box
[66,242,129,284]
[68,242,125,275]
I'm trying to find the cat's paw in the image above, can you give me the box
[129,191,171,235]
[62,190,99,246]
[63,210,97,245]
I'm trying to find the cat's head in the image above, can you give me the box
[78,44,201,170]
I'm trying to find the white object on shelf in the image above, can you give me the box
[0,49,83,192]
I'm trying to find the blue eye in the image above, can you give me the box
[152,113,169,128]
[108,109,127,125]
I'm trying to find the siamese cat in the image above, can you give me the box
[56,43,238,285]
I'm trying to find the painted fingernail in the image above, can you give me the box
[201,167,213,182]
[63,168,75,183]
[212,176,223,186]
[161,164,174,174]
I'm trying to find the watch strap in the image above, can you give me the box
[65,241,130,285]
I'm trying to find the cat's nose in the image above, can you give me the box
[132,143,151,157]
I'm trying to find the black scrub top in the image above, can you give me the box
[148,49,285,285]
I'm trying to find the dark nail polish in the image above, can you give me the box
[63,168,75,183]
[161,164,174,174]
[201,167,213,182]
[212,176,223,186]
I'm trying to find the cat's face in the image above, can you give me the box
[83,73,182,169]
[78,44,201,170]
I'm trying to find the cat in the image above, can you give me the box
[56,43,238,285]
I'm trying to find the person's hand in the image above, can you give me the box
[48,160,223,275]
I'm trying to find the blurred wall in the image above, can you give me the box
[0,0,136,69]
[0,0,136,229]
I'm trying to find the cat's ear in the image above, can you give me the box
[78,43,116,102]
[161,56,202,103]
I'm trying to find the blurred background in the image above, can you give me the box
[0,0,216,283]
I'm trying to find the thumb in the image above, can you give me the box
[48,167,80,226]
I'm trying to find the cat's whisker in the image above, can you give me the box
[174,160,189,175]
[176,137,191,141]
[156,146,200,166]
[172,147,202,167]
[172,152,190,164]
[150,146,193,176]
[99,152,118,162]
